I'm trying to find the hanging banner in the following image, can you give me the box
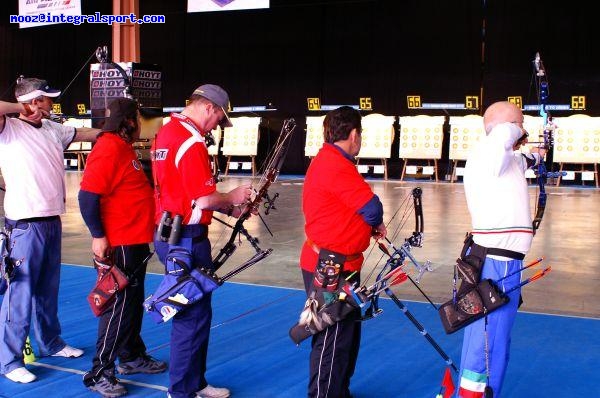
[187,0,269,13]
[17,0,82,29]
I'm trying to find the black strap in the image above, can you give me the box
[180,224,208,240]
[485,247,525,260]
[462,233,525,261]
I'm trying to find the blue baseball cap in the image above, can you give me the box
[192,84,233,128]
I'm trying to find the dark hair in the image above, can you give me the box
[100,98,139,142]
[323,106,361,144]
[98,114,139,143]
[117,117,139,142]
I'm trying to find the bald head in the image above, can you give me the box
[483,101,523,135]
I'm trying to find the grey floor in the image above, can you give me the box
[50,171,600,320]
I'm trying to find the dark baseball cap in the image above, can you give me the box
[103,98,139,131]
[192,84,233,128]
[15,77,61,102]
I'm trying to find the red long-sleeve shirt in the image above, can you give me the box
[300,143,377,273]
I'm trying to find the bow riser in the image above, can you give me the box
[360,187,437,318]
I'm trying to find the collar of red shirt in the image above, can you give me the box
[325,142,356,163]
[170,112,207,136]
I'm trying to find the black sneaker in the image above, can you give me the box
[116,355,167,375]
[87,375,127,397]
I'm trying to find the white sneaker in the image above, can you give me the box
[196,384,230,398]
[5,367,37,383]
[51,345,84,358]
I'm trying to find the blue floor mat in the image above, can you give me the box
[0,264,598,397]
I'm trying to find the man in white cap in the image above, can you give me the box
[151,84,250,398]
[0,77,99,383]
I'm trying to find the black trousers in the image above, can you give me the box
[84,244,150,383]
[302,269,361,398]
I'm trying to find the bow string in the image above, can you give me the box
[360,187,435,319]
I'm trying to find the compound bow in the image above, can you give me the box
[211,118,297,282]
[356,186,457,372]
[360,187,433,317]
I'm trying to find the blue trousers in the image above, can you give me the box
[457,257,522,398]
[0,217,67,374]
[155,233,213,398]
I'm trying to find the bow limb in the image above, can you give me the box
[382,187,434,294]
[531,52,553,235]
[106,60,132,99]
[532,189,546,233]
[94,45,132,109]
[215,248,274,284]
[361,187,420,285]
[211,118,297,273]
[381,187,429,280]
[409,186,424,247]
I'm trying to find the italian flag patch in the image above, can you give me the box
[458,369,486,398]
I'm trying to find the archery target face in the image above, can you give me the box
[552,114,600,164]
[221,117,261,156]
[448,115,484,160]
[398,115,444,160]
[356,114,395,159]
[305,116,326,157]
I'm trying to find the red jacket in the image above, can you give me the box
[151,113,216,225]
[300,143,376,273]
[80,134,154,245]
